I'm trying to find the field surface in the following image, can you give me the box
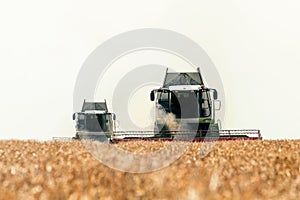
[0,139,300,200]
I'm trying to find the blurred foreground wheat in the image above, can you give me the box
[0,139,300,200]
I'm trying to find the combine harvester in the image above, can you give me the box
[112,68,262,142]
[72,100,116,142]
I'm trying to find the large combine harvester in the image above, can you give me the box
[112,68,262,142]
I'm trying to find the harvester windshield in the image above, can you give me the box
[157,90,211,119]
[76,113,114,132]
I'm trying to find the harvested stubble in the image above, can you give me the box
[0,139,300,200]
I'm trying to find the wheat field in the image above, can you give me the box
[0,139,299,200]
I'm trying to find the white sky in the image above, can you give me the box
[0,0,300,140]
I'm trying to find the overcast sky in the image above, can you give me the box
[0,0,300,140]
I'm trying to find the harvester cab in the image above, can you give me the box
[150,68,220,137]
[72,100,116,141]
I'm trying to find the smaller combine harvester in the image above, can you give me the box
[72,100,116,142]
